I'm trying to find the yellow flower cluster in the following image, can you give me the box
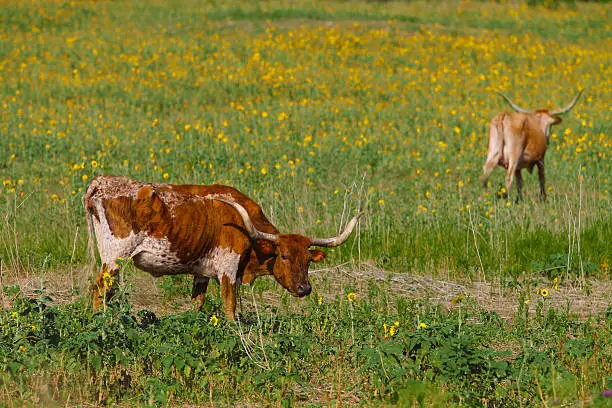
[383,321,400,337]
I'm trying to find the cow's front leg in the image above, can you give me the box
[220,275,237,320]
[191,276,209,311]
[91,263,120,311]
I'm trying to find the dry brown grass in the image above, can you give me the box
[2,263,610,320]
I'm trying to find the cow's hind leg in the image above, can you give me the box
[480,119,503,188]
[504,157,519,201]
[481,160,498,188]
[91,263,120,311]
[191,276,210,311]
[515,169,523,202]
[537,161,547,201]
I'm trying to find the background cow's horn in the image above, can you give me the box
[549,89,584,116]
[496,92,532,113]
[309,212,364,247]
[212,197,279,242]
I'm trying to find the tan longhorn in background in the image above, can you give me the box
[480,90,583,201]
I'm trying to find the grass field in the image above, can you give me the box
[0,0,611,406]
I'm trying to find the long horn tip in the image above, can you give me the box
[347,211,366,225]
[308,211,365,247]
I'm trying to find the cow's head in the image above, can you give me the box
[215,198,363,298]
[497,90,583,138]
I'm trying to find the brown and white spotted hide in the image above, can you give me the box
[83,176,348,320]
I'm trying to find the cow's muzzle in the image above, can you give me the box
[297,283,312,297]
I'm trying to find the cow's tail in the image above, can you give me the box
[480,113,505,186]
[497,113,506,155]
[83,180,98,273]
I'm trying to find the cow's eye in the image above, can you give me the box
[281,254,289,260]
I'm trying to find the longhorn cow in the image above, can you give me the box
[84,176,362,319]
[480,90,583,201]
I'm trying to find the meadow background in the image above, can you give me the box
[0,0,611,406]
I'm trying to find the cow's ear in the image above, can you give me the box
[256,240,277,256]
[552,116,562,125]
[310,249,326,263]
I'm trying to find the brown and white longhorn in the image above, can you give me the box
[84,176,363,319]
[480,90,583,201]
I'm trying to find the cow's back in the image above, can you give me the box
[161,184,279,235]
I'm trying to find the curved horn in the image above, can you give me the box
[212,197,279,242]
[549,89,584,116]
[496,92,532,113]
[309,212,364,248]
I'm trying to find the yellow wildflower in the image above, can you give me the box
[540,288,549,297]
[418,322,428,329]
[210,314,219,327]
[103,271,114,287]
[451,295,464,306]
[347,292,356,302]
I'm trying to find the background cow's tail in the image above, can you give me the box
[496,113,506,155]
[481,113,506,186]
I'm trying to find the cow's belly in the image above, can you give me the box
[132,251,191,277]
[131,237,241,282]
[132,237,191,277]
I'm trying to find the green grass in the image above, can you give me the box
[0,0,610,405]
[1,280,611,406]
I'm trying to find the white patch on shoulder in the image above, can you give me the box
[196,246,241,284]
[91,201,139,269]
